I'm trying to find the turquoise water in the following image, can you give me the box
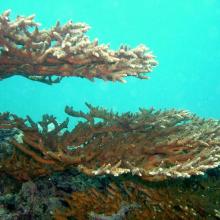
[1,0,220,123]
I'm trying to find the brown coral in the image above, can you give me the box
[0,10,157,84]
[54,177,220,220]
[1,104,220,182]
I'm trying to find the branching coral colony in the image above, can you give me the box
[1,103,220,182]
[0,9,157,84]
[0,10,220,220]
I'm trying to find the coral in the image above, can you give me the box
[0,167,220,220]
[1,9,220,220]
[52,168,220,220]
[0,104,220,182]
[65,104,220,181]
[0,10,157,84]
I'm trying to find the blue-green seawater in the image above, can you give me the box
[0,0,220,124]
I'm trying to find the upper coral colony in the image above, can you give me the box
[0,9,220,219]
[0,9,157,84]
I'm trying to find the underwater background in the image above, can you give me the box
[0,0,220,122]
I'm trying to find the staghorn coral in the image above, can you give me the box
[63,104,220,181]
[0,10,157,84]
[0,104,220,182]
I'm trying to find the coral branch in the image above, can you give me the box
[1,104,220,182]
[0,10,157,84]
